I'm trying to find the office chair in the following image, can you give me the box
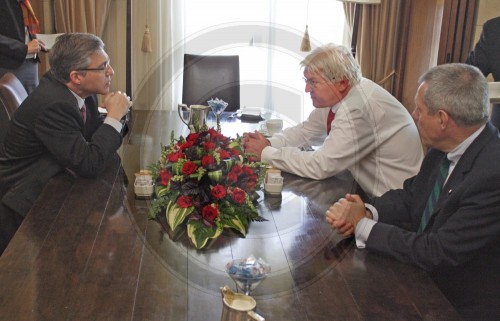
[0,72,28,144]
[182,54,240,112]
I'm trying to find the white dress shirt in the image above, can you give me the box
[262,78,423,197]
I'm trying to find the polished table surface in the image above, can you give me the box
[0,111,462,321]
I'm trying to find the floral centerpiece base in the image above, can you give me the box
[148,128,266,249]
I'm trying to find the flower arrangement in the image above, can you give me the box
[148,128,267,249]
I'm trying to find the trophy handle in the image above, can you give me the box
[177,104,191,126]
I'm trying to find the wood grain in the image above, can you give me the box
[0,111,461,321]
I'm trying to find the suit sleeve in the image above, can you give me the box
[34,101,122,178]
[465,20,494,77]
[367,168,500,273]
[0,34,27,66]
[369,175,417,230]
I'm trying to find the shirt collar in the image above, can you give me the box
[69,89,85,110]
[447,124,486,164]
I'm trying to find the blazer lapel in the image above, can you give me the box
[427,124,498,224]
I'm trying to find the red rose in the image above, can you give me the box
[227,172,238,183]
[202,204,219,221]
[201,155,215,167]
[219,150,230,159]
[242,166,254,175]
[182,161,198,175]
[186,133,200,142]
[231,164,243,175]
[211,184,227,199]
[167,152,183,162]
[231,188,246,204]
[159,169,172,186]
[180,141,194,150]
[176,195,193,208]
[208,129,219,139]
[204,141,215,151]
[230,148,240,156]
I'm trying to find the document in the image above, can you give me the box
[36,33,64,50]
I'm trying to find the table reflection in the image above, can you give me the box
[0,109,461,321]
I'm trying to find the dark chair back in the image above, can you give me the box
[182,54,240,112]
[0,72,28,144]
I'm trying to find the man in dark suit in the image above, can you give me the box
[0,33,131,254]
[326,63,500,321]
[0,0,45,93]
[466,16,500,128]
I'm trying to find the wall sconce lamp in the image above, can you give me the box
[338,0,381,58]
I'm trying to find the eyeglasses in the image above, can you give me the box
[303,77,325,89]
[77,61,111,73]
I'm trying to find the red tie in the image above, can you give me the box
[81,104,87,123]
[20,0,40,34]
[326,109,335,135]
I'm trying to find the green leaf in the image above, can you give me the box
[187,220,223,249]
[208,170,223,182]
[165,201,194,231]
[223,214,248,236]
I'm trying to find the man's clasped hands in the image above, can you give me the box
[325,193,373,237]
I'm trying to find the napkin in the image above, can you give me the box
[240,107,264,122]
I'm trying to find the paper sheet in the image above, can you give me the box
[36,33,64,50]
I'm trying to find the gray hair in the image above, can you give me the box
[418,63,489,127]
[300,43,362,85]
[49,33,105,83]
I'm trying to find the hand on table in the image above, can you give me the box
[325,193,368,236]
[243,130,270,161]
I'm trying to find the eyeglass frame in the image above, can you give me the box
[76,60,111,73]
[302,76,335,89]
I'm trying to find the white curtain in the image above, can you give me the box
[132,0,345,124]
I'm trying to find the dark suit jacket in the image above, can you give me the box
[466,16,500,81]
[0,72,122,216]
[0,0,30,70]
[367,123,500,321]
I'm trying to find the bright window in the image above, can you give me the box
[182,0,346,122]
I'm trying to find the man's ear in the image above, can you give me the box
[69,70,83,85]
[335,77,350,93]
[438,109,450,129]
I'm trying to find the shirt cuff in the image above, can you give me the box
[365,203,379,221]
[261,146,278,163]
[104,117,123,133]
[355,217,377,249]
[267,136,284,148]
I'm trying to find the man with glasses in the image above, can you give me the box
[244,43,423,197]
[0,33,131,254]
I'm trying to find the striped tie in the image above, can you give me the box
[418,155,451,233]
[20,0,40,34]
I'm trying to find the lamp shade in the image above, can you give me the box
[337,0,381,4]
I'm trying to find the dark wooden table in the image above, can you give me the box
[0,111,461,321]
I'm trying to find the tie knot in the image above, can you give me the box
[441,154,451,170]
